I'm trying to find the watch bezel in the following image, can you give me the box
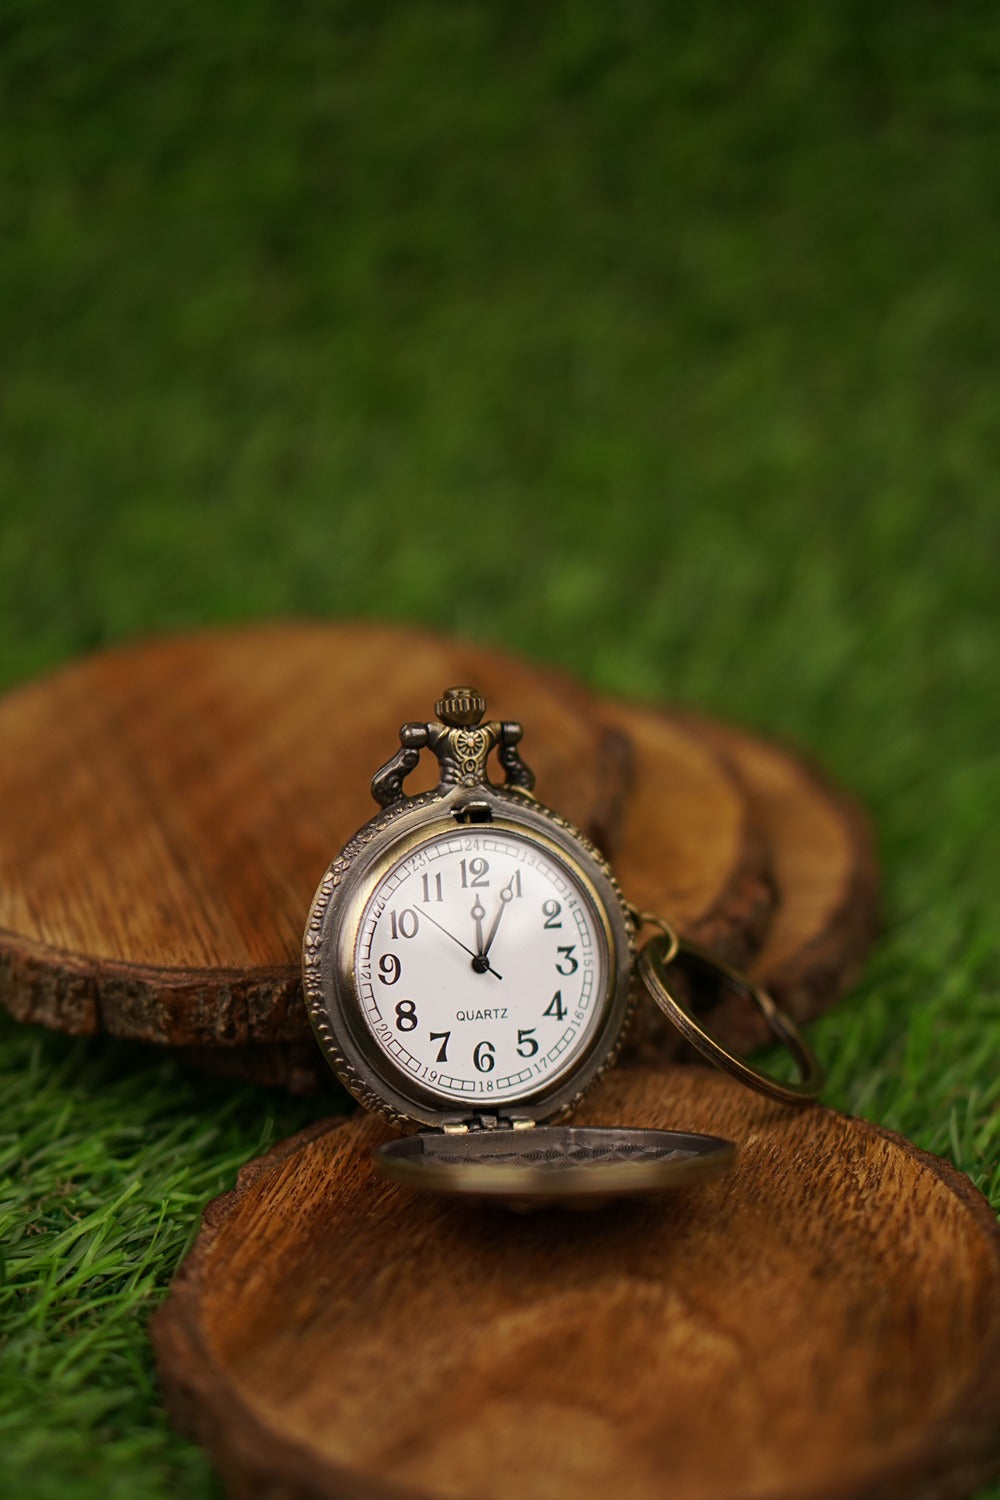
[303,783,637,1128]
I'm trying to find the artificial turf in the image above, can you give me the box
[1,3,998,1496]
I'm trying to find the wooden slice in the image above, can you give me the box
[599,699,775,965]
[0,622,613,1043]
[601,700,879,1060]
[675,711,880,1010]
[0,625,771,1091]
[152,1066,1000,1500]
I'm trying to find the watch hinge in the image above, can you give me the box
[452,800,493,825]
[439,1112,535,1134]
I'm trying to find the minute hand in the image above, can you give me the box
[482,882,515,956]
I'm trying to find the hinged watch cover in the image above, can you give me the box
[302,686,740,1205]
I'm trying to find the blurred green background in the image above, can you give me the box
[1,4,997,1497]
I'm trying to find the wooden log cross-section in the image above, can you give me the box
[152,1064,1000,1500]
[0,623,877,1089]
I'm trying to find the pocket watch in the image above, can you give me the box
[302,687,822,1207]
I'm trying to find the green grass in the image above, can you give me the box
[1,2,998,1495]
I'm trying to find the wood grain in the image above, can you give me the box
[602,700,879,1059]
[152,1066,1000,1500]
[602,699,775,963]
[683,710,879,1021]
[0,623,622,1042]
[0,625,773,1087]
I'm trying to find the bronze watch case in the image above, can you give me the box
[301,687,737,1206]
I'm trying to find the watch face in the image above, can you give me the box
[352,827,610,1107]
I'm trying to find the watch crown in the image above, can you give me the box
[436,687,487,727]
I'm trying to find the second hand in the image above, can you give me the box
[419,906,503,981]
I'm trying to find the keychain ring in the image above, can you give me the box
[637,936,825,1105]
[631,909,681,968]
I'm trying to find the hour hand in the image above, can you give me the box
[471,898,486,956]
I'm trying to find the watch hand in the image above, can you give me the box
[420,906,503,980]
[482,880,515,957]
[471,898,486,957]
[419,906,478,958]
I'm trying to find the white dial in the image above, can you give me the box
[353,827,609,1106]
